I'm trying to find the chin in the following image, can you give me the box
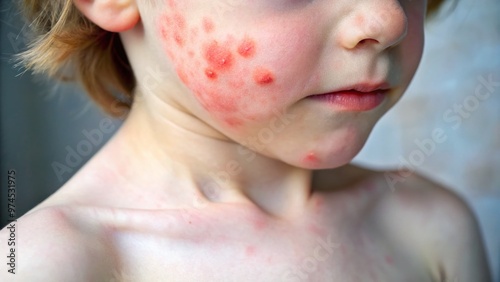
[278,128,371,170]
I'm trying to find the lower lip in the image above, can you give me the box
[308,90,387,111]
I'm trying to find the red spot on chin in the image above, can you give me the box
[204,41,234,71]
[205,68,218,80]
[203,18,215,33]
[237,38,256,58]
[385,255,394,265]
[305,152,318,163]
[253,68,275,85]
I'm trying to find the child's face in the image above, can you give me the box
[141,0,426,168]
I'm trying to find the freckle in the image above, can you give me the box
[203,17,215,33]
[205,68,218,80]
[237,38,256,58]
[245,245,256,257]
[253,67,275,85]
[204,41,234,71]
[385,255,394,265]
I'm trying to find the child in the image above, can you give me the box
[1,0,492,281]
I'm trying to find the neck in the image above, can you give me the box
[104,92,314,219]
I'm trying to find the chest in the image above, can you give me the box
[108,227,431,282]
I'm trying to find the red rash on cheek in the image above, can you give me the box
[253,67,275,85]
[204,41,234,71]
[237,38,256,58]
[204,68,218,80]
[173,13,186,29]
[158,10,280,128]
[173,13,186,46]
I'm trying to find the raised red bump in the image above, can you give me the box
[204,68,218,80]
[253,67,275,85]
[237,38,256,58]
[204,41,234,71]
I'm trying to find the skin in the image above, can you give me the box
[0,0,492,281]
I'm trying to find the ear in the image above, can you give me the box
[73,0,140,32]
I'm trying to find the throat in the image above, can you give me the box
[97,101,317,219]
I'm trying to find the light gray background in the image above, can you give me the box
[1,0,499,280]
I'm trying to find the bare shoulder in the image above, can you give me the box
[372,171,492,282]
[0,206,114,281]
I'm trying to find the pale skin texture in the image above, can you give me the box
[0,0,492,281]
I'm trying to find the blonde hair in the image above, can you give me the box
[18,0,447,117]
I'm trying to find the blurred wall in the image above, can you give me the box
[1,0,499,280]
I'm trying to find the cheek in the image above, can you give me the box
[156,3,316,128]
[402,7,425,77]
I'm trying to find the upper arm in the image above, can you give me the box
[0,207,113,282]
[377,173,492,282]
[420,187,492,282]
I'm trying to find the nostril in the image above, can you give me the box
[358,38,379,46]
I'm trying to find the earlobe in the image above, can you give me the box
[73,0,140,32]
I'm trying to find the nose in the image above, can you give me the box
[337,1,408,51]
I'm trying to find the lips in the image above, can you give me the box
[308,83,390,112]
